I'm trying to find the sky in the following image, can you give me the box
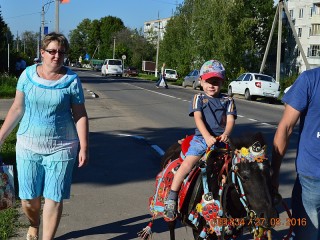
[0,0,183,38]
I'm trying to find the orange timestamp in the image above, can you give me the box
[209,217,307,227]
[249,217,307,227]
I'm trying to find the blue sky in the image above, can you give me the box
[0,0,183,38]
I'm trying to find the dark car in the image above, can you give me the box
[93,63,102,71]
[123,66,139,77]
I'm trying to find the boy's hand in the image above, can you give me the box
[204,135,217,148]
[219,133,229,143]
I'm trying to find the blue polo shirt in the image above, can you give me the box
[189,93,237,136]
[282,67,320,179]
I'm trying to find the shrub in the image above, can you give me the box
[0,74,17,99]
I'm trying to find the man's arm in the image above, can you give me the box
[272,104,300,190]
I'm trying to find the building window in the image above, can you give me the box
[309,45,320,57]
[311,24,320,35]
[298,28,302,37]
[310,7,313,17]
[299,8,303,18]
[290,9,294,19]
[314,3,320,15]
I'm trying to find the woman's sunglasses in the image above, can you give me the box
[44,49,66,55]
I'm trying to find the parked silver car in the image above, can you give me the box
[228,72,280,102]
[182,69,201,89]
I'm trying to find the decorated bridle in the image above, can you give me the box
[226,141,271,239]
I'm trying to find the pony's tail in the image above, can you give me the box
[137,221,153,239]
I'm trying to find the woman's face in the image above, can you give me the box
[41,40,65,69]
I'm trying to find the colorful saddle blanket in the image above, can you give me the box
[149,135,198,219]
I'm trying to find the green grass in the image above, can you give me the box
[0,207,20,240]
[0,119,20,239]
[0,74,17,99]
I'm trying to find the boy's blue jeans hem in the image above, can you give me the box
[291,174,320,239]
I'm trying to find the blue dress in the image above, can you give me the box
[16,64,85,154]
[15,64,85,201]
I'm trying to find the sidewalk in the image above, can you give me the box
[0,99,13,120]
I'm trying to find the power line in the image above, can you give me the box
[3,12,40,20]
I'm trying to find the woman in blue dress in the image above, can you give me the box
[0,32,89,240]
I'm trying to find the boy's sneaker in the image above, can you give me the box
[163,199,177,220]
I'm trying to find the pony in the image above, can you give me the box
[139,132,279,240]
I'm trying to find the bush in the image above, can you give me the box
[0,74,17,99]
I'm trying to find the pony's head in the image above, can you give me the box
[225,132,278,228]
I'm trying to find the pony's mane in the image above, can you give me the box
[229,132,266,150]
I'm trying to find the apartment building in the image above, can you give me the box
[285,0,320,73]
[143,17,171,44]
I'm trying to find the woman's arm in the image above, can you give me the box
[0,90,25,146]
[71,103,89,167]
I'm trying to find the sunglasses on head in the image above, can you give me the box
[44,49,66,55]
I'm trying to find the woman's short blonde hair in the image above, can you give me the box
[41,32,69,52]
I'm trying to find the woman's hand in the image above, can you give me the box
[78,148,88,167]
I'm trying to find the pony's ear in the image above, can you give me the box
[229,132,266,151]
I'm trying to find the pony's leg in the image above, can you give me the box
[167,220,176,240]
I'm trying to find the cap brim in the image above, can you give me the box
[201,72,224,81]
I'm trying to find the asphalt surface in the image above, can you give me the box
[1,82,293,240]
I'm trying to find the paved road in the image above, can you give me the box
[2,74,295,240]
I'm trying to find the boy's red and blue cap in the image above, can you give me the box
[199,60,225,81]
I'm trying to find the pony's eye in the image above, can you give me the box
[242,175,250,181]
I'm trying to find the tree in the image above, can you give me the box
[0,6,13,72]
[160,0,275,80]
[113,28,155,69]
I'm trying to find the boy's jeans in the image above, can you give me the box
[292,174,320,239]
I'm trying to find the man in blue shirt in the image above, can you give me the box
[272,67,320,239]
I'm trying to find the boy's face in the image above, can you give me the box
[200,77,223,97]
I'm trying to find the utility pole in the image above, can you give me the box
[260,0,309,83]
[41,4,45,40]
[155,11,160,78]
[55,0,59,32]
[113,37,116,59]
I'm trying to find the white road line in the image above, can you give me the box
[248,118,258,122]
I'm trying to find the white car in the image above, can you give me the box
[101,59,123,77]
[164,69,178,81]
[228,73,280,102]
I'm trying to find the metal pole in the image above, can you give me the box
[155,12,160,78]
[282,1,310,70]
[41,5,45,40]
[276,1,283,83]
[113,37,116,59]
[7,43,10,73]
[260,5,279,73]
[55,0,59,32]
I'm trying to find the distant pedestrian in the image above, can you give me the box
[156,63,168,89]
[15,58,21,77]
[20,58,27,74]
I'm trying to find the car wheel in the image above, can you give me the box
[228,87,233,96]
[245,89,252,100]
[268,97,276,104]
[192,82,197,89]
[182,81,187,88]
